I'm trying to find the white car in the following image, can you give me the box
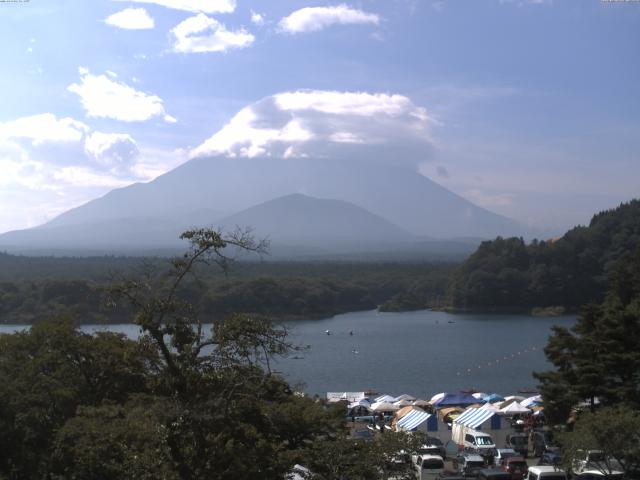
[411,454,445,480]
[524,466,568,480]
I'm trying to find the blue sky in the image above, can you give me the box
[0,0,638,234]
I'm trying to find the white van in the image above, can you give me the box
[412,454,445,480]
[464,432,496,462]
[524,466,568,480]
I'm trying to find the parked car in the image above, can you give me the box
[477,469,512,480]
[412,454,445,480]
[524,466,567,480]
[501,456,528,480]
[571,450,624,478]
[453,453,486,477]
[573,471,624,480]
[417,437,446,459]
[505,433,528,458]
[530,430,559,457]
[537,451,562,466]
[464,432,497,464]
[494,449,518,466]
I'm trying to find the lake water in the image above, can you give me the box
[0,309,574,399]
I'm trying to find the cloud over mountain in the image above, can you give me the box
[191,90,435,164]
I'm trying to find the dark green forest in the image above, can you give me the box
[0,256,453,324]
[447,200,640,312]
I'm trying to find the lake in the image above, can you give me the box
[0,309,575,399]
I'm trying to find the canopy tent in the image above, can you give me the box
[521,395,542,407]
[396,410,433,431]
[392,406,422,427]
[433,392,479,407]
[430,392,446,403]
[504,395,525,402]
[483,393,505,403]
[370,401,399,412]
[472,392,487,400]
[438,407,462,422]
[480,402,500,412]
[411,399,431,407]
[394,399,413,407]
[375,394,396,403]
[348,399,371,409]
[394,394,416,402]
[500,401,531,414]
[454,407,498,429]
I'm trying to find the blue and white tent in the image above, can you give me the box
[452,407,514,447]
[396,410,432,431]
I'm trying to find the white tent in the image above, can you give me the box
[472,392,487,400]
[521,395,542,407]
[500,401,531,414]
[480,402,500,412]
[430,392,446,403]
[394,394,416,402]
[504,395,525,402]
[394,399,413,407]
[371,401,399,412]
[375,394,396,403]
[348,399,371,409]
[411,399,431,407]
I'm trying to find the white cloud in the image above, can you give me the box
[68,68,173,122]
[0,113,189,232]
[279,4,380,34]
[0,113,89,145]
[171,13,254,53]
[105,8,154,30]
[191,90,434,161]
[113,0,236,14]
[84,132,140,169]
[250,10,264,26]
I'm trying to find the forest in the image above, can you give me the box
[446,200,640,312]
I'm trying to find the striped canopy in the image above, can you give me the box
[396,410,432,431]
[454,407,497,429]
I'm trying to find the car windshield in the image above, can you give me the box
[510,436,526,445]
[468,462,485,469]
[509,462,527,470]
[420,447,441,455]
[427,437,443,446]
[476,436,494,446]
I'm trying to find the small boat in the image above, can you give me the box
[325,329,331,335]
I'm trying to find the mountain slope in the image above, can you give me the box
[216,193,415,248]
[42,156,523,235]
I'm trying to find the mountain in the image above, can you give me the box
[216,193,414,248]
[0,156,527,254]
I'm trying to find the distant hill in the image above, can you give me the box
[216,193,415,249]
[0,156,528,255]
[446,199,640,312]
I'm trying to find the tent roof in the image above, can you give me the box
[433,392,479,407]
[483,393,505,402]
[375,394,396,403]
[396,410,432,431]
[521,395,542,407]
[394,394,416,402]
[371,401,399,412]
[430,392,446,402]
[500,401,531,414]
[454,407,498,429]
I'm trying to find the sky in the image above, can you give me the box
[0,0,639,235]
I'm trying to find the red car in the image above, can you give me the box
[502,456,528,480]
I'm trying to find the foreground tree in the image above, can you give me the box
[558,406,640,478]
[534,246,640,424]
